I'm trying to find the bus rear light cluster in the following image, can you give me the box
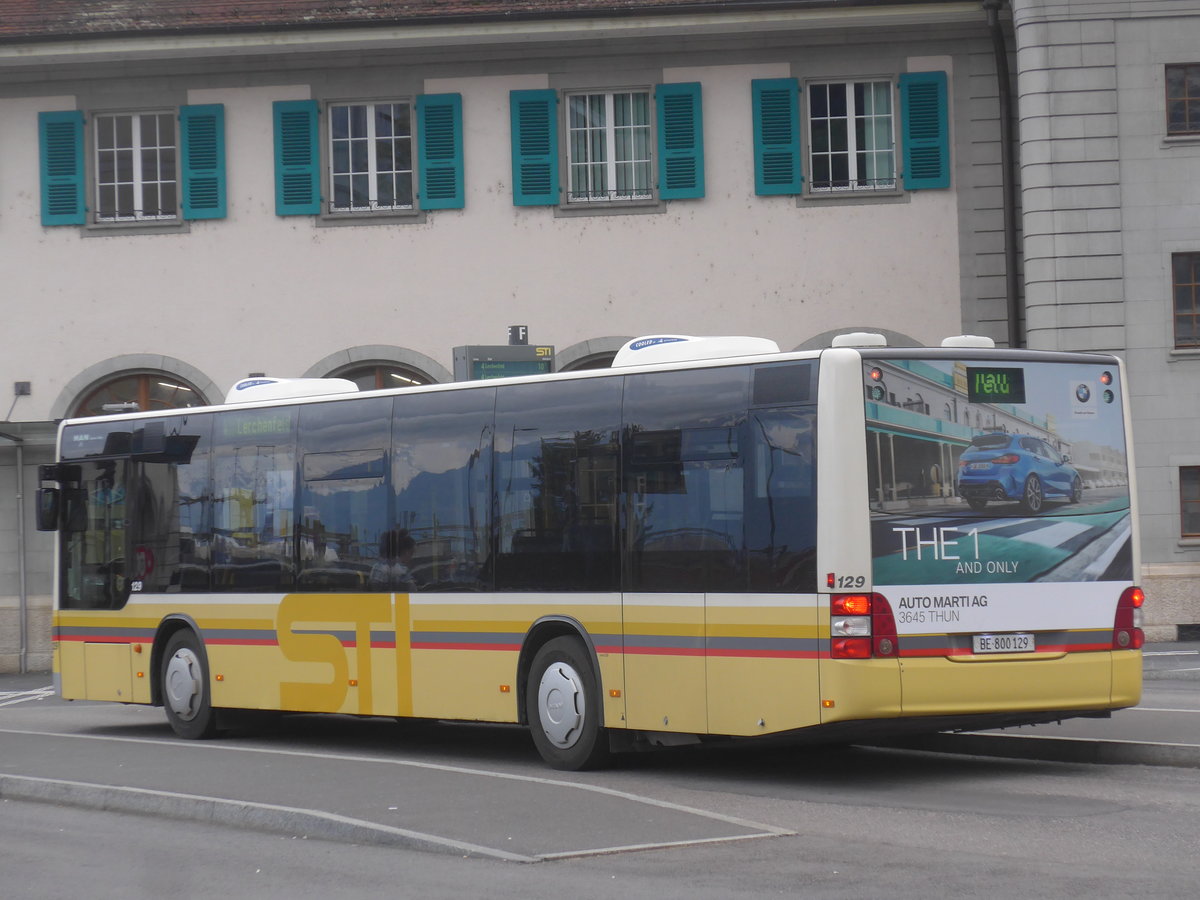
[831,593,899,659]
[1112,586,1145,650]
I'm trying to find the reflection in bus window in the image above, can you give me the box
[495,379,621,591]
[297,397,391,591]
[61,460,128,609]
[747,407,817,592]
[391,389,494,591]
[211,408,297,591]
[624,367,748,592]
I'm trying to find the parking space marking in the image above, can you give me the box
[0,687,55,709]
[0,727,794,859]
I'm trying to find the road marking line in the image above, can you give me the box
[0,687,55,709]
[1130,707,1200,714]
[966,732,1200,749]
[537,831,785,861]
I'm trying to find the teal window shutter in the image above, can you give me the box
[510,89,559,206]
[38,110,85,226]
[752,78,803,195]
[180,104,226,220]
[656,82,704,200]
[417,93,464,210]
[273,99,320,215]
[899,71,950,190]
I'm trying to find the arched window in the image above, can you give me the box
[73,373,204,417]
[560,353,616,371]
[337,364,431,390]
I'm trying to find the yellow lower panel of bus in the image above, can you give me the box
[623,596,706,733]
[1110,649,1143,708]
[707,656,822,735]
[410,648,520,723]
[83,643,133,702]
[57,640,151,704]
[818,657,903,724]
[899,651,1124,716]
[624,653,708,733]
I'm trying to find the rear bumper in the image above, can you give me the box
[899,649,1140,717]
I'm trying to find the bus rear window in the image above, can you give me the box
[864,356,1132,587]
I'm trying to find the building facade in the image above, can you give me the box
[1011,0,1200,640]
[0,0,1195,671]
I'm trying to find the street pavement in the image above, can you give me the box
[0,642,1196,858]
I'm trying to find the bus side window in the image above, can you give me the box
[211,408,298,592]
[296,397,391,591]
[494,378,621,592]
[746,407,817,593]
[128,414,213,594]
[392,388,496,592]
[60,460,129,610]
[623,367,749,593]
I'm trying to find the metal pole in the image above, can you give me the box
[983,0,1023,348]
[1,432,28,673]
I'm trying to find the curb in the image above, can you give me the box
[0,773,535,862]
[881,732,1200,769]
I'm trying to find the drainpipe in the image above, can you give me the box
[0,431,28,674]
[982,0,1023,348]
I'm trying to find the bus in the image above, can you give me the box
[38,333,1143,770]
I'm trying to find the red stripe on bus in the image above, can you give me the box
[705,649,821,659]
[410,642,522,652]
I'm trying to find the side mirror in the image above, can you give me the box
[35,488,60,531]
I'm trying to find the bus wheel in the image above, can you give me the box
[161,631,218,740]
[526,637,609,771]
[1020,474,1044,514]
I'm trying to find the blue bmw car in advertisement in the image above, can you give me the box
[957,432,1083,513]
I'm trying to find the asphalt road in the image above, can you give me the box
[0,643,1196,897]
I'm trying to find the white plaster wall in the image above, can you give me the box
[2,65,963,421]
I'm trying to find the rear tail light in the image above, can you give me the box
[831,593,899,659]
[991,454,1020,465]
[1112,586,1145,650]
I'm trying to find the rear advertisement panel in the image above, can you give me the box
[863,357,1131,642]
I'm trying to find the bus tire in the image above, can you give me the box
[161,630,218,740]
[526,636,609,771]
[1020,474,1044,514]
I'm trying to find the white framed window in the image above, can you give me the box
[1166,64,1200,136]
[808,81,896,192]
[566,91,652,203]
[329,101,414,212]
[94,112,178,221]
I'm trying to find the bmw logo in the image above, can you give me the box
[1075,383,1091,403]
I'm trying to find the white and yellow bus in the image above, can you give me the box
[39,333,1143,769]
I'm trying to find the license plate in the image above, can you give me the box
[972,632,1035,654]
[968,462,991,470]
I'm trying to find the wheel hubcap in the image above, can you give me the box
[164,648,202,721]
[537,661,584,749]
[1027,479,1042,511]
